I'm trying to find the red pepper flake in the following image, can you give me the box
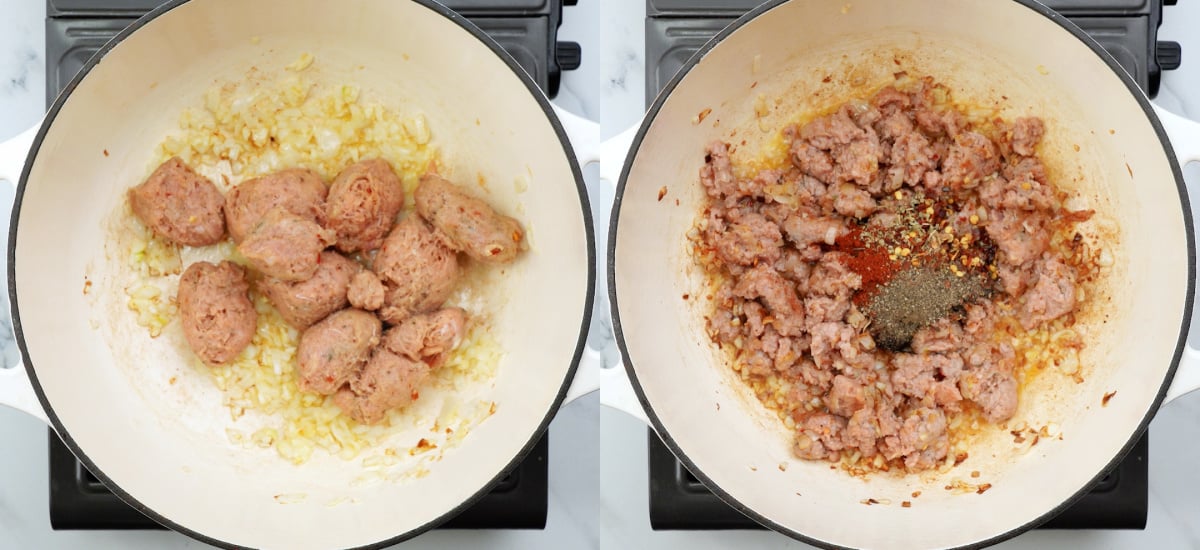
[417,438,436,450]
[658,186,668,201]
[822,75,832,83]
[411,389,420,401]
[901,501,912,508]
[976,483,993,494]
[954,452,968,466]
[1102,391,1117,406]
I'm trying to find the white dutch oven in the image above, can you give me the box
[0,0,599,548]
[605,0,1200,548]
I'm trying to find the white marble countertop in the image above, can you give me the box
[0,1,600,549]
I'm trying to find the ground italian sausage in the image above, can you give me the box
[325,158,405,253]
[224,168,327,243]
[129,157,226,246]
[373,216,460,324]
[381,307,467,366]
[333,347,431,425]
[414,174,524,264]
[256,251,358,330]
[238,207,336,282]
[177,261,256,365]
[296,309,381,395]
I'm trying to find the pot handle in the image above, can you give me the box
[552,105,600,167]
[0,125,49,424]
[1155,105,1200,404]
[550,105,604,404]
[592,124,651,425]
[0,124,36,190]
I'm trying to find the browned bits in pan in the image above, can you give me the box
[901,501,912,508]
[977,483,993,494]
[1102,391,1117,406]
[658,186,668,201]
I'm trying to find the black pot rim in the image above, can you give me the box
[607,0,1194,548]
[7,0,596,548]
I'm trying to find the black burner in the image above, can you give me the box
[643,0,1177,532]
[43,0,579,531]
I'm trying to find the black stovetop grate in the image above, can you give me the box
[648,430,1149,530]
[646,0,1181,101]
[43,0,578,531]
[643,0,1178,532]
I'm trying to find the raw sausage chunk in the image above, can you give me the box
[333,348,431,425]
[177,261,256,365]
[374,216,460,324]
[347,270,385,311]
[415,174,524,264]
[129,157,226,246]
[296,309,381,395]
[325,158,405,253]
[256,251,358,330]
[381,308,467,366]
[238,207,336,282]
[224,168,327,243]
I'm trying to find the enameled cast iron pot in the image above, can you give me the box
[605,0,1200,548]
[0,0,600,548]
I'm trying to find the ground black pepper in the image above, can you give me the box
[865,266,986,350]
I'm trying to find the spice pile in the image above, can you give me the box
[831,188,994,349]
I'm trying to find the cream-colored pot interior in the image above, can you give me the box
[613,0,1188,548]
[12,0,590,548]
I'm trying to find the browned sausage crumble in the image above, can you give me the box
[693,77,1095,472]
[129,156,525,425]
